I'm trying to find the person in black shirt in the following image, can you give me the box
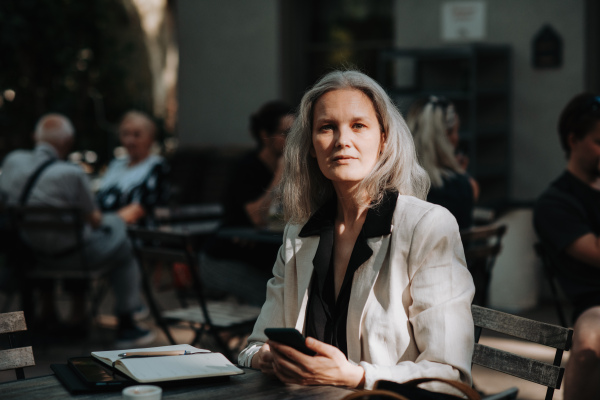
[202,101,294,305]
[222,101,294,228]
[534,93,600,400]
[406,96,478,230]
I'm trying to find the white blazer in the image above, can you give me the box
[238,195,475,393]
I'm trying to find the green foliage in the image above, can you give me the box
[0,0,153,165]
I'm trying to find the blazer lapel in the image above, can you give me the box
[293,235,319,332]
[346,234,391,362]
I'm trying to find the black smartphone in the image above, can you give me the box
[68,357,133,388]
[264,328,316,356]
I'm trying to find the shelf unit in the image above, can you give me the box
[378,44,512,208]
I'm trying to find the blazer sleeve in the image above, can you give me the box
[237,223,292,367]
[359,206,475,391]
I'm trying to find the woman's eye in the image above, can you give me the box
[320,124,333,132]
[353,123,365,129]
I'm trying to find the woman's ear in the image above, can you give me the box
[379,132,386,155]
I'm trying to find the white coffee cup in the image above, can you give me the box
[122,385,162,400]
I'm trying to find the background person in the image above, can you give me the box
[0,113,154,346]
[238,71,475,395]
[96,110,169,225]
[221,100,294,228]
[407,96,478,230]
[534,93,600,400]
[200,101,295,306]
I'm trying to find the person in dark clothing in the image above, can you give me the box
[533,93,600,400]
[222,101,294,228]
[202,101,294,306]
[407,96,478,230]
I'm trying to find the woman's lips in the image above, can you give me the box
[332,155,356,161]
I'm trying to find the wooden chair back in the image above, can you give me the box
[472,304,573,400]
[0,311,35,380]
[10,206,86,263]
[9,206,112,324]
[460,224,507,306]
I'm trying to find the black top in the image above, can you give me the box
[96,159,170,215]
[222,151,273,227]
[534,171,600,319]
[299,191,397,357]
[426,172,473,230]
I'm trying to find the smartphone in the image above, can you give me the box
[264,328,316,356]
[68,357,132,388]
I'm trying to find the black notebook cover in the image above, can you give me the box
[51,363,134,394]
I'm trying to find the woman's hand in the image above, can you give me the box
[269,337,365,388]
[117,203,146,224]
[251,343,275,375]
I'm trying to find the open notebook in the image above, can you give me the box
[91,344,243,383]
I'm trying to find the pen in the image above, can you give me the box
[118,350,208,358]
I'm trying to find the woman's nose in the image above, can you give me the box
[335,126,352,147]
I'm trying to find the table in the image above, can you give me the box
[216,227,283,245]
[0,368,354,399]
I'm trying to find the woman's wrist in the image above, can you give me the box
[344,364,366,388]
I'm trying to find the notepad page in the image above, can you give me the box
[116,352,243,383]
[92,344,205,365]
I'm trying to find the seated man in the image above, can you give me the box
[533,93,600,400]
[0,113,154,346]
[202,101,294,306]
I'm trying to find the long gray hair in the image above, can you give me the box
[407,97,463,188]
[281,70,430,224]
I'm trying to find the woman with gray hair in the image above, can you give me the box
[407,97,479,229]
[237,71,475,395]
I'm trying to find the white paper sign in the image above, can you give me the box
[441,1,487,41]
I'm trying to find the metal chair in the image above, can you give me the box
[460,224,507,306]
[127,226,261,360]
[472,304,573,400]
[0,311,35,380]
[10,206,113,323]
[534,242,570,328]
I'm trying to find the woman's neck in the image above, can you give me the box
[334,183,369,227]
[128,153,150,167]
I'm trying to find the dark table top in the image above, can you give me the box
[216,227,283,245]
[0,368,353,399]
[151,222,284,246]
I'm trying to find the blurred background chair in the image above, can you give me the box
[461,224,508,306]
[0,311,35,380]
[534,242,570,328]
[128,226,261,360]
[472,304,573,400]
[10,206,113,326]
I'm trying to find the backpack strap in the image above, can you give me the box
[18,158,56,205]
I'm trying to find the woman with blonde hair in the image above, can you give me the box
[238,71,475,395]
[407,96,479,229]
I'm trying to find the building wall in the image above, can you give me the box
[394,0,585,202]
[177,0,279,146]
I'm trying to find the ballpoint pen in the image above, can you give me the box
[117,350,210,358]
